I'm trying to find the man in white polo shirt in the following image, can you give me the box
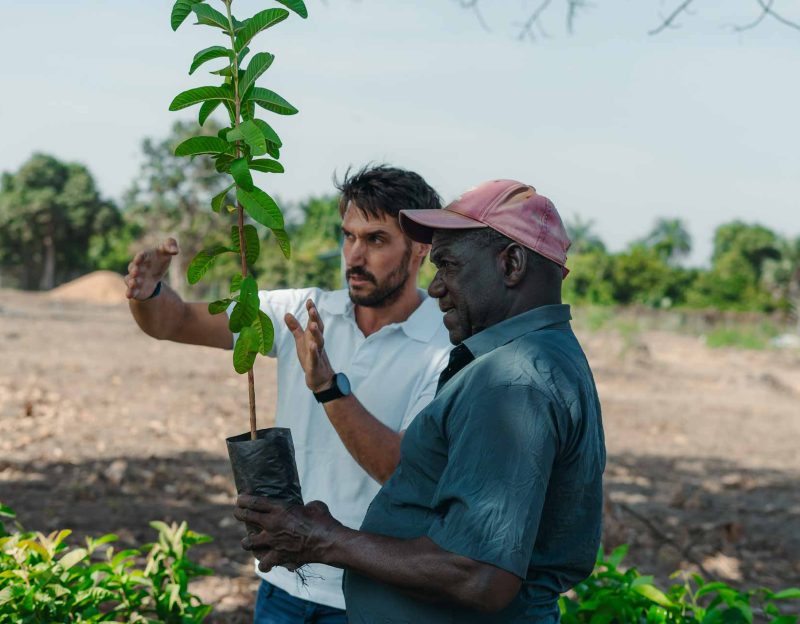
[125,165,451,623]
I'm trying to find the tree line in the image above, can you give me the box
[1,121,798,319]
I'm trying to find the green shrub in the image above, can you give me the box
[560,544,800,623]
[0,504,213,623]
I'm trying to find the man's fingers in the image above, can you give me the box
[257,551,281,573]
[306,300,324,333]
[285,313,304,339]
[242,530,273,551]
[237,494,281,513]
[308,323,324,350]
[159,237,179,255]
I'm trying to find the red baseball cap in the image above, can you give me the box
[399,179,571,277]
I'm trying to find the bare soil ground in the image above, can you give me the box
[1,284,799,621]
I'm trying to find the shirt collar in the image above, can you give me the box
[317,289,444,343]
[462,304,572,359]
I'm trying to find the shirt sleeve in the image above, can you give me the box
[425,384,559,578]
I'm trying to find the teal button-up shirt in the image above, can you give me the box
[344,304,606,623]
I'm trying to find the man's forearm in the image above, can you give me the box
[323,528,517,612]
[129,282,189,341]
[323,395,402,484]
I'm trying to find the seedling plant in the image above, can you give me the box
[169,0,308,438]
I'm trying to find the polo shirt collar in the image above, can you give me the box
[317,289,444,343]
[462,304,572,359]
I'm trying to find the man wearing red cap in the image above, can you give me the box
[235,180,606,623]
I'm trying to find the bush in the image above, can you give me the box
[560,544,800,623]
[0,504,213,623]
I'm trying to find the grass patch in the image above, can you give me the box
[705,321,781,350]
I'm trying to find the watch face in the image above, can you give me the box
[336,373,351,396]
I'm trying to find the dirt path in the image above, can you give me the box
[2,289,798,621]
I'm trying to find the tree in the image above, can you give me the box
[687,221,780,311]
[565,215,606,255]
[456,0,800,40]
[642,217,692,265]
[0,154,119,290]
[122,120,235,298]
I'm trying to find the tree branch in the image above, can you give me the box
[517,0,554,41]
[754,0,800,31]
[649,0,697,35]
[455,0,491,32]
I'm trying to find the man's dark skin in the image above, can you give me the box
[234,229,562,612]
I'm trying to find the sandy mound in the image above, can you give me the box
[48,271,127,305]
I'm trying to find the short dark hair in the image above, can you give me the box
[334,164,442,220]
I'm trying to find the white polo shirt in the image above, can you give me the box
[233,287,451,609]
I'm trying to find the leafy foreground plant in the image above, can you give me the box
[170,0,307,437]
[560,544,800,624]
[0,504,213,623]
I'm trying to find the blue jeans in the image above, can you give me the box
[254,580,348,624]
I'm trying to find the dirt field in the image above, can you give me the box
[2,284,799,621]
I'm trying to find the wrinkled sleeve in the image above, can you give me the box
[426,384,558,578]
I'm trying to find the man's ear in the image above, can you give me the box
[499,243,527,287]
[412,241,431,262]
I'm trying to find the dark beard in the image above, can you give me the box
[348,246,412,308]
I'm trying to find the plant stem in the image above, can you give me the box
[225,0,258,440]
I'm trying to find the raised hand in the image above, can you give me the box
[285,299,336,393]
[125,238,179,300]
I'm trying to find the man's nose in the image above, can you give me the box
[427,271,446,299]
[344,239,366,266]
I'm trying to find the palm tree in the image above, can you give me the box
[643,218,692,264]
[565,215,606,255]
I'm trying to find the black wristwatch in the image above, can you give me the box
[313,373,351,404]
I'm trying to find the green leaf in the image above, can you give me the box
[169,85,233,111]
[239,52,275,97]
[230,158,254,191]
[208,298,234,315]
[249,158,284,174]
[174,136,232,157]
[242,119,269,155]
[266,141,281,159]
[233,326,259,374]
[211,183,234,213]
[198,99,221,126]
[231,224,260,265]
[231,274,243,293]
[234,9,290,51]
[632,584,674,608]
[271,228,291,259]
[191,3,230,31]
[606,544,629,569]
[773,589,800,600]
[252,119,282,147]
[229,277,259,333]
[189,46,231,75]
[214,153,236,174]
[58,548,87,571]
[249,87,299,115]
[171,0,203,31]
[187,246,231,284]
[237,186,284,229]
[0,504,15,518]
[274,0,308,18]
[253,310,274,355]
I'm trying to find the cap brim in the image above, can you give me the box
[399,208,487,244]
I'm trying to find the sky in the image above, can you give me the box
[2,0,799,265]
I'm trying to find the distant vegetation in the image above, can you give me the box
[1,127,798,325]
